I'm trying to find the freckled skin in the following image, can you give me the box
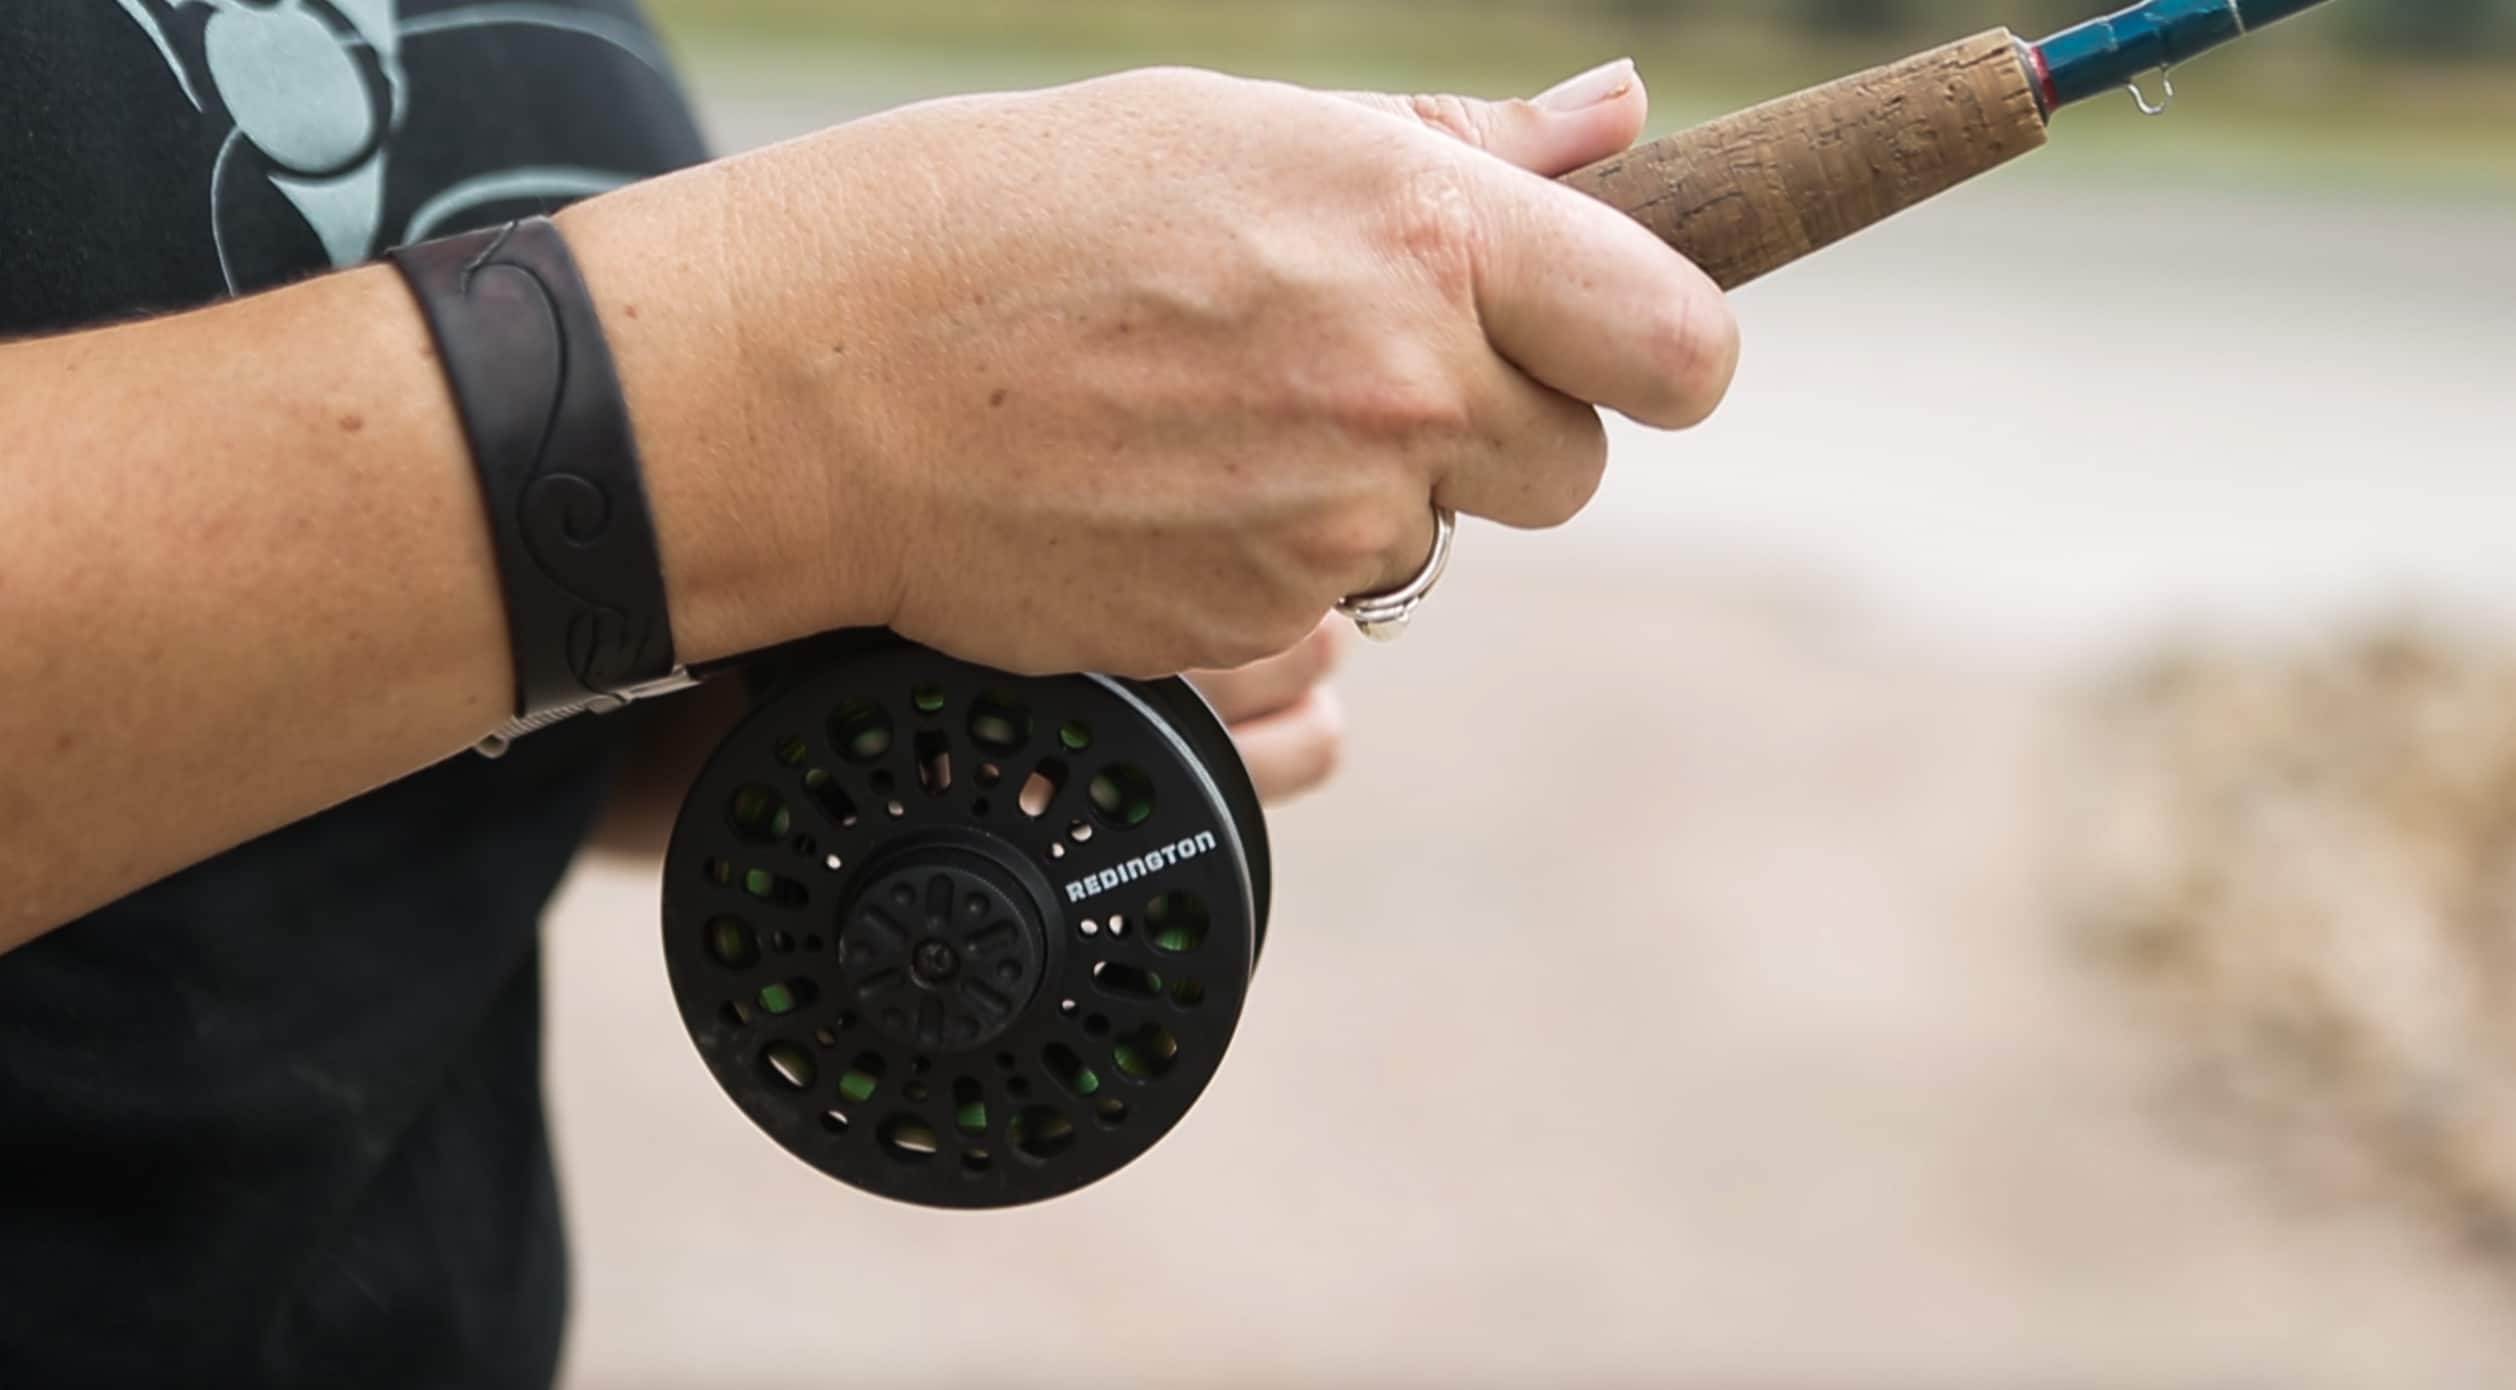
[566,65,1732,679]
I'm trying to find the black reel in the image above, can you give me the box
[661,633,1270,1208]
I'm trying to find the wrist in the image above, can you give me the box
[555,176,892,665]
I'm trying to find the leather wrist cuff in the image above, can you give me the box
[388,216,685,753]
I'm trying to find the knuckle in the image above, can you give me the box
[1533,422,1611,529]
[1300,727,1345,791]
[1641,293,1742,428]
[1381,163,1481,296]
[1385,513,1436,578]
[1310,501,1421,590]
[1206,580,1323,671]
[1315,715,1346,779]
[1301,690,1347,784]
[1118,64,1223,94]
[1339,362,1470,443]
[1302,618,1348,681]
[1223,613,1314,670]
[1269,608,1326,658]
[1404,92,1488,149]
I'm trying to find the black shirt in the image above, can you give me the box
[0,3,707,1385]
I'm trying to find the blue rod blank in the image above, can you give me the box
[2033,0,2340,111]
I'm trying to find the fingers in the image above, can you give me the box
[1462,160,1741,431]
[1226,686,1345,805]
[1434,354,1609,531]
[1344,59,1736,428]
[1188,616,1349,723]
[1189,620,1348,804]
[1344,58,1648,178]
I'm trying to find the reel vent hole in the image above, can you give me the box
[762,1042,816,1091]
[1018,759,1067,818]
[1087,764,1157,829]
[720,1001,752,1028]
[977,761,1003,788]
[914,729,954,795]
[813,1027,838,1047]
[1059,720,1093,752]
[776,736,810,767]
[1079,919,1098,938]
[1106,913,1127,938]
[802,769,859,829]
[838,1053,885,1103]
[1066,819,1094,844]
[1146,892,1209,954]
[708,859,808,910]
[879,1115,940,1163]
[1058,998,1079,1017]
[1095,1097,1129,1127]
[1111,1023,1180,1081]
[728,785,792,844]
[1168,977,1205,1009]
[904,1081,930,1103]
[962,1149,992,1174]
[1092,961,1162,1001]
[1048,842,1068,861]
[1043,1042,1102,1098]
[749,870,804,906]
[831,699,893,764]
[912,686,946,715]
[821,1109,850,1134]
[705,916,758,970]
[1009,1106,1076,1161]
[824,853,844,872]
[953,1079,988,1135]
[968,691,1032,754]
[757,979,815,1016]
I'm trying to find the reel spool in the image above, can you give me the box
[661,633,1270,1208]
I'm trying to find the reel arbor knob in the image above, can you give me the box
[662,635,1270,1208]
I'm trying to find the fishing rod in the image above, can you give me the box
[661,0,2353,1211]
[1566,0,2345,289]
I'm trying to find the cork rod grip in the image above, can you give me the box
[1561,30,2051,291]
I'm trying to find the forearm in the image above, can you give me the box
[0,141,915,947]
[0,267,519,944]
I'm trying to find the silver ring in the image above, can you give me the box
[1337,506,1456,644]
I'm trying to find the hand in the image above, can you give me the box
[1190,615,1349,804]
[563,59,1738,676]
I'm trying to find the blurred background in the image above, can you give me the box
[547,3,2516,1386]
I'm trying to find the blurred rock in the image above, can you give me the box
[2061,625,2516,1264]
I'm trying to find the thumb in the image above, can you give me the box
[1345,58,1646,178]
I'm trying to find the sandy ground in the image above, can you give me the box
[545,62,2516,1390]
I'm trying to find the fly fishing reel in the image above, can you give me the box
[661,633,1269,1208]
